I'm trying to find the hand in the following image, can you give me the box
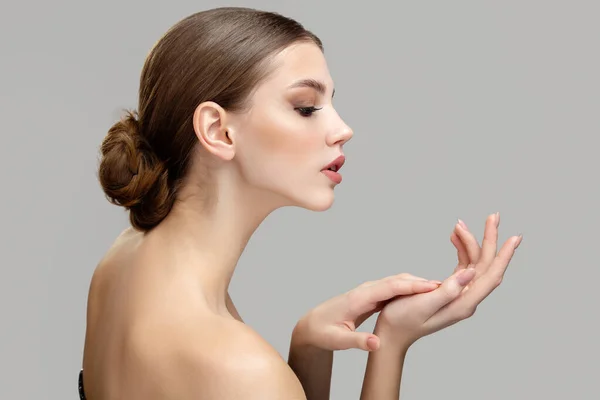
[450,216,484,292]
[376,212,522,346]
[292,273,443,352]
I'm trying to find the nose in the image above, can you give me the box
[327,121,353,147]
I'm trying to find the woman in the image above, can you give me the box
[80,6,522,400]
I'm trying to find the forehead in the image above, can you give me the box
[260,42,333,92]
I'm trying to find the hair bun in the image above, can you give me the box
[98,111,172,230]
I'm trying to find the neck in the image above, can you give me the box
[152,171,283,315]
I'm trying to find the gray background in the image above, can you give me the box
[1,0,598,398]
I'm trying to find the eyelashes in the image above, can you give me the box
[295,106,323,117]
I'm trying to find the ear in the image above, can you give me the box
[192,101,234,161]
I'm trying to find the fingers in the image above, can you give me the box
[466,235,521,304]
[477,213,500,273]
[424,235,522,327]
[359,273,429,289]
[365,278,440,304]
[419,268,477,315]
[389,273,442,284]
[349,278,440,316]
[333,329,380,351]
[451,231,470,272]
[455,219,482,264]
[385,273,428,282]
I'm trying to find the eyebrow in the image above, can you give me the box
[288,78,335,98]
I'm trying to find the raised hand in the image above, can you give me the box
[292,273,442,352]
[376,213,522,346]
[451,217,482,273]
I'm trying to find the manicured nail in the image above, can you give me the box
[368,336,380,351]
[457,219,468,230]
[495,212,500,227]
[429,280,443,285]
[457,268,476,286]
[514,234,523,249]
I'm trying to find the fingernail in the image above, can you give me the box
[429,280,443,285]
[457,268,476,286]
[457,219,468,230]
[495,212,500,227]
[368,336,380,351]
[515,234,523,249]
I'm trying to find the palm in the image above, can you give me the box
[376,212,522,341]
[380,217,486,318]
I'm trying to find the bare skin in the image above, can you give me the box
[83,41,352,399]
[82,215,520,400]
[82,37,522,399]
[82,226,308,400]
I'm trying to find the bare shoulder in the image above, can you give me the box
[198,319,307,399]
[133,317,307,400]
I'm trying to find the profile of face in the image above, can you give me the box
[197,42,354,212]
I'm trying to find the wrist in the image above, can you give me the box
[289,322,334,400]
[373,318,415,354]
[288,318,333,374]
[291,317,328,351]
[291,317,312,347]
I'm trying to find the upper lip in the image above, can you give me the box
[322,155,346,172]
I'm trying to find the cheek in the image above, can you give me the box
[235,110,333,209]
[241,111,321,169]
[260,118,316,157]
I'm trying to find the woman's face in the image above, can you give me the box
[230,42,353,211]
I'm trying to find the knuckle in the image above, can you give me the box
[494,253,508,263]
[482,237,497,247]
[390,279,406,292]
[345,289,359,303]
[487,267,505,287]
[441,285,459,299]
[468,305,478,317]
[493,275,504,288]
[345,291,362,313]
[460,306,477,320]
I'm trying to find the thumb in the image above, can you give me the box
[425,268,476,314]
[337,331,380,351]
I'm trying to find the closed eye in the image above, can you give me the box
[295,106,323,117]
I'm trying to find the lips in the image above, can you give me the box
[322,155,345,173]
[321,155,345,184]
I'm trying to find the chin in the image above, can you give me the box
[297,188,336,212]
[270,181,338,212]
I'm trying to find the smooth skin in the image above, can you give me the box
[360,213,522,399]
[83,213,520,399]
[82,39,522,399]
[289,212,522,400]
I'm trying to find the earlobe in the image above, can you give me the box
[192,101,235,161]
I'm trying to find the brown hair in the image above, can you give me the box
[98,7,322,231]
